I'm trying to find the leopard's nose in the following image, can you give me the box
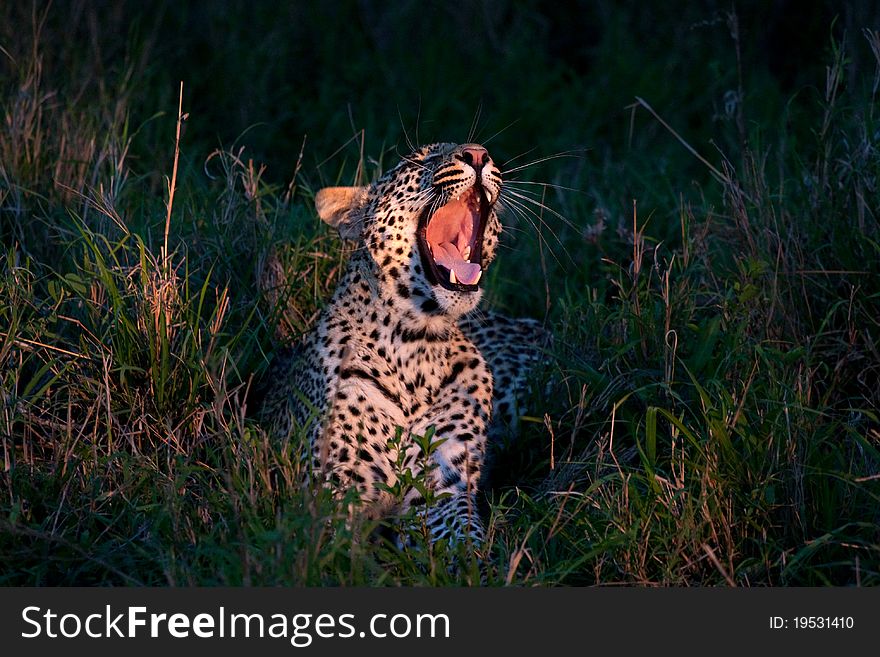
[460,144,490,169]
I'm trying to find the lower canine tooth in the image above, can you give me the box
[474,271,482,284]
[449,269,458,284]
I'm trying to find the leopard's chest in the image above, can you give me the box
[324,326,453,413]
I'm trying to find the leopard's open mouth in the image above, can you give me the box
[417,184,490,292]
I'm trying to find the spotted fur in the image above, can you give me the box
[262,142,548,545]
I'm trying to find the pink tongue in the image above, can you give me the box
[434,242,482,285]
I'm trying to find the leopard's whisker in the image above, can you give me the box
[501,188,579,233]
[398,103,418,154]
[501,198,569,262]
[466,101,483,145]
[501,150,583,174]
[498,223,532,238]
[480,118,522,149]
[501,145,540,168]
[396,152,431,171]
[422,189,444,218]
[505,179,585,195]
[497,195,570,266]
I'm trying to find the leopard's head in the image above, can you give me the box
[315,142,502,319]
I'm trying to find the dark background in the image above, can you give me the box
[10,0,877,185]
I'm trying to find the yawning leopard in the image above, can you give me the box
[262,142,548,545]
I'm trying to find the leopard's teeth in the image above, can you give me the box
[473,270,482,284]
[462,246,471,260]
[449,269,458,285]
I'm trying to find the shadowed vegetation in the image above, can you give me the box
[1,0,879,585]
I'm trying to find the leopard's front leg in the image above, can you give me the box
[405,349,493,545]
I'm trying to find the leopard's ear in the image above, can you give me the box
[315,186,369,240]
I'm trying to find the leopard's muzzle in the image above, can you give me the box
[417,145,498,293]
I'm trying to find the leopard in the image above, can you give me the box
[261,141,548,547]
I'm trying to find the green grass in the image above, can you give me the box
[1,1,879,585]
